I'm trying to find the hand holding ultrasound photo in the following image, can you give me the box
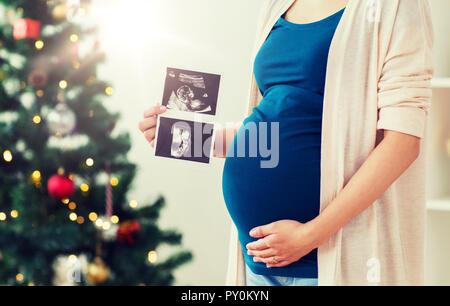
[154,67,221,164]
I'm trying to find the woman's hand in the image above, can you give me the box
[138,104,167,147]
[246,220,318,268]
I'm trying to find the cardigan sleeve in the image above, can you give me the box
[376,0,434,139]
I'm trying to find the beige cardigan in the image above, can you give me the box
[225,0,434,286]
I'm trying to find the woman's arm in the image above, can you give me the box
[246,129,421,267]
[308,129,420,246]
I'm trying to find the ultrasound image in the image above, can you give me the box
[162,67,221,115]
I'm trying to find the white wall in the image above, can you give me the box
[95,0,264,285]
[94,0,450,285]
[425,0,450,286]
[430,0,450,77]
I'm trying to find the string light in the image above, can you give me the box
[85,158,94,167]
[89,212,98,221]
[68,254,77,262]
[59,80,68,89]
[95,218,103,227]
[148,250,157,263]
[68,202,77,210]
[80,183,89,192]
[102,221,111,230]
[16,273,24,282]
[36,90,44,97]
[62,198,70,204]
[3,150,13,162]
[129,200,138,208]
[32,114,41,124]
[10,210,18,218]
[0,212,6,221]
[76,216,85,224]
[35,40,44,50]
[73,61,80,69]
[105,86,114,96]
[69,212,77,221]
[32,170,41,180]
[69,34,79,42]
[110,215,119,224]
[110,177,119,186]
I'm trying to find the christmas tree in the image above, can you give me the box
[0,0,192,285]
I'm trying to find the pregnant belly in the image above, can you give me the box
[222,118,321,250]
[222,153,320,237]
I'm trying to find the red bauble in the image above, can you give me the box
[47,174,75,200]
[116,221,141,245]
[13,18,41,40]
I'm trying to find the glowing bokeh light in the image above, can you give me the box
[59,80,68,89]
[129,200,138,208]
[69,212,77,221]
[32,114,41,124]
[3,150,13,162]
[35,40,44,50]
[148,250,157,263]
[89,212,98,221]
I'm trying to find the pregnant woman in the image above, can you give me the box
[139,0,434,286]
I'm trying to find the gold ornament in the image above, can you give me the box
[87,257,110,284]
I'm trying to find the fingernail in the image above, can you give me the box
[249,229,256,236]
[160,106,166,111]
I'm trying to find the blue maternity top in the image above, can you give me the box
[222,8,345,278]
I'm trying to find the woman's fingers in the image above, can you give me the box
[253,256,290,268]
[140,104,166,146]
[266,260,290,268]
[247,248,276,258]
[143,128,156,143]
[246,238,271,251]
[138,116,157,132]
[144,104,167,118]
[253,255,282,264]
